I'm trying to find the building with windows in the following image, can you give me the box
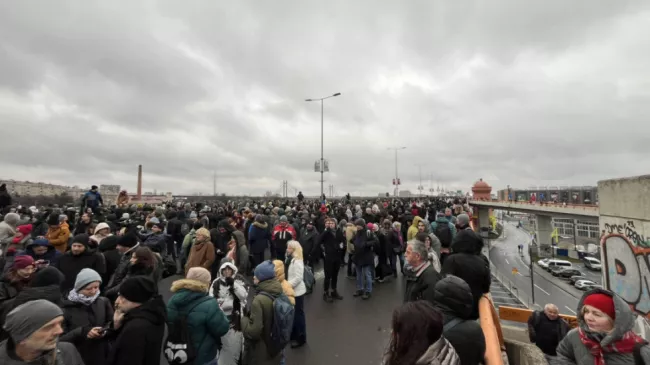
[1,179,72,197]
[497,185,598,204]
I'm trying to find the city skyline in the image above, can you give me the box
[1,1,649,196]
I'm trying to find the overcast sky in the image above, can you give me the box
[1,1,649,197]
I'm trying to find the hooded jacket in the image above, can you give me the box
[167,279,230,365]
[433,276,486,365]
[441,229,490,320]
[272,223,297,256]
[209,262,249,317]
[415,336,461,365]
[23,240,62,267]
[0,213,19,245]
[407,216,424,242]
[60,295,113,365]
[299,226,320,263]
[185,236,215,275]
[241,279,283,365]
[106,295,167,365]
[46,223,71,253]
[556,288,650,365]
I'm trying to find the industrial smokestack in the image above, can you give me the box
[137,165,142,200]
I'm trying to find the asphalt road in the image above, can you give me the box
[489,223,603,316]
[159,260,401,365]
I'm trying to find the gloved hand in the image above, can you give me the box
[225,277,235,287]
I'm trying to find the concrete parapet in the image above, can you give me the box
[502,325,548,365]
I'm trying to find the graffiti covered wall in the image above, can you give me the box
[602,217,650,318]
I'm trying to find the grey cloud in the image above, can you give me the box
[1,1,649,196]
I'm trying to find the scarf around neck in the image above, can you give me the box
[67,288,99,306]
[578,327,645,365]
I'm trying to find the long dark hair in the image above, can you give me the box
[385,301,443,365]
[132,246,156,270]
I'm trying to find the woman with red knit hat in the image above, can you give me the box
[556,289,650,365]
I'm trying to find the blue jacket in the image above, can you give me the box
[353,230,378,267]
[248,221,270,254]
[83,191,103,209]
[166,279,230,365]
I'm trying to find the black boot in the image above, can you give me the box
[353,290,363,297]
[331,290,343,300]
[323,291,333,303]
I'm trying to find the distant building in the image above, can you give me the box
[398,190,413,197]
[1,179,73,197]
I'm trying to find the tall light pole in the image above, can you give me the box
[306,92,341,198]
[415,163,427,197]
[388,147,406,197]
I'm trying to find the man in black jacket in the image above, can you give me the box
[527,303,569,359]
[403,239,441,305]
[434,275,486,365]
[56,234,106,295]
[108,276,166,365]
[441,223,490,320]
[352,219,378,300]
[319,217,345,302]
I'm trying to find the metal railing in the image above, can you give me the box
[490,262,536,309]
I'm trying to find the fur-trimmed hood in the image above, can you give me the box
[170,278,209,294]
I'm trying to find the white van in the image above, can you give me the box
[546,259,572,272]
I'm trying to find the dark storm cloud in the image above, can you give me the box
[1,0,649,196]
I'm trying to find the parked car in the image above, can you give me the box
[583,257,602,271]
[550,266,566,276]
[569,275,588,284]
[585,284,603,290]
[546,259,572,272]
[575,280,598,290]
[556,269,585,278]
[537,258,550,269]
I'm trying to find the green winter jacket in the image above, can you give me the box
[166,279,230,365]
[241,279,283,365]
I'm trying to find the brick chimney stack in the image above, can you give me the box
[137,165,142,200]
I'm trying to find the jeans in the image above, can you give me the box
[323,259,341,291]
[291,295,306,344]
[389,252,405,275]
[355,265,372,293]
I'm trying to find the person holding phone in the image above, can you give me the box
[60,268,113,365]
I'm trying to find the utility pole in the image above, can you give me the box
[388,147,406,197]
[428,173,434,196]
[213,171,216,196]
[415,163,426,197]
[529,244,535,306]
[305,92,341,198]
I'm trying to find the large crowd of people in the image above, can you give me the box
[0,184,647,365]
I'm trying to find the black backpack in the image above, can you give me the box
[164,297,211,364]
[434,223,452,247]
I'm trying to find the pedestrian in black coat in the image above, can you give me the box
[441,228,490,320]
[61,268,113,365]
[434,275,486,365]
[56,234,106,295]
[98,235,121,291]
[403,240,441,305]
[106,277,167,365]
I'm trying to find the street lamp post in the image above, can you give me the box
[306,92,341,198]
[388,147,406,197]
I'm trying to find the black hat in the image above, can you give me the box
[91,185,98,190]
[47,214,60,226]
[117,233,138,248]
[72,234,90,247]
[30,266,65,288]
[119,276,156,303]
[354,218,366,227]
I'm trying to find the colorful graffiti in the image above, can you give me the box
[602,234,650,317]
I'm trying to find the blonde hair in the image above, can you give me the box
[272,260,296,305]
[287,240,304,260]
[196,228,210,238]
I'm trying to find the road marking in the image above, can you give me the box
[565,306,577,315]
[535,284,550,295]
[505,259,509,265]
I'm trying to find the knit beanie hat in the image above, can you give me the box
[31,238,50,247]
[254,260,276,283]
[74,268,102,291]
[13,255,34,270]
[4,299,63,343]
[457,214,470,227]
[119,276,156,303]
[186,267,211,286]
[72,234,90,247]
[583,293,616,320]
[354,218,366,227]
[30,266,65,288]
[280,215,288,223]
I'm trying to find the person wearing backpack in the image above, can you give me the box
[166,267,230,365]
[430,212,456,265]
[285,240,307,348]
[242,261,288,365]
[433,275,486,365]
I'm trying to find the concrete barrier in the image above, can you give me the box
[502,325,548,365]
